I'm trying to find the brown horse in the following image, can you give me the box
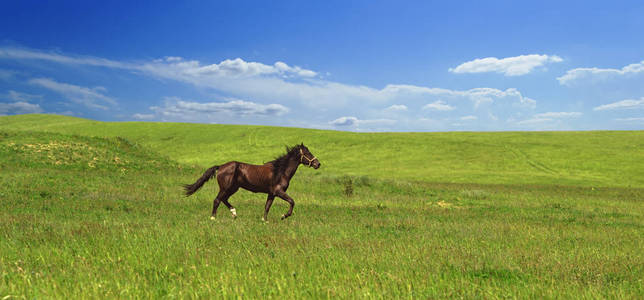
[184,144,320,221]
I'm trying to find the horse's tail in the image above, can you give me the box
[183,165,219,196]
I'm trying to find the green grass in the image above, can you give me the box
[1,114,643,298]
[2,114,643,188]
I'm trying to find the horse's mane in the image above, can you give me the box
[269,144,302,178]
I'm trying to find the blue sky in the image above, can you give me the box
[1,0,643,131]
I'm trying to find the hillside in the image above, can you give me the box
[1,114,643,298]
[0,130,179,172]
[1,114,643,188]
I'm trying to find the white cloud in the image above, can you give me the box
[135,59,538,112]
[137,56,317,81]
[274,61,317,77]
[2,46,548,131]
[593,97,644,111]
[516,117,552,125]
[0,47,318,98]
[616,117,644,122]
[329,116,396,127]
[382,85,536,109]
[174,58,315,78]
[517,111,582,125]
[385,104,408,112]
[132,113,154,120]
[358,118,397,126]
[28,78,116,110]
[149,97,289,120]
[533,111,582,118]
[449,54,563,76]
[162,56,183,62]
[0,47,127,68]
[1,47,537,110]
[557,60,644,85]
[460,115,477,121]
[5,90,42,101]
[0,101,43,115]
[423,100,454,111]
[1,90,44,115]
[329,116,358,126]
[0,47,318,78]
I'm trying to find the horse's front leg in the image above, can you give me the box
[276,190,295,220]
[263,194,275,222]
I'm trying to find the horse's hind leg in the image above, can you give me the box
[276,191,295,220]
[210,190,224,220]
[220,188,239,219]
[221,198,237,218]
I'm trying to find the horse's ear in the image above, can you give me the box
[301,142,304,146]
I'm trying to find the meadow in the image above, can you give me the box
[0,114,642,298]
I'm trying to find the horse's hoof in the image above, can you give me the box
[210,216,215,220]
[281,214,286,220]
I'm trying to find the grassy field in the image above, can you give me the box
[0,114,643,298]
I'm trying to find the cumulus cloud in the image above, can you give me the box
[558,60,644,85]
[150,57,317,78]
[0,101,43,115]
[28,78,116,110]
[449,54,563,76]
[593,97,644,111]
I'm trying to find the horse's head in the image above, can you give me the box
[298,144,320,169]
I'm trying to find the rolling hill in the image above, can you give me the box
[1,114,642,298]
[1,114,642,188]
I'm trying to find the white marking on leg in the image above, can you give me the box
[210,216,215,220]
[230,208,237,218]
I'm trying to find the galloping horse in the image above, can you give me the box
[184,144,320,221]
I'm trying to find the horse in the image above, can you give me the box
[183,143,320,221]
